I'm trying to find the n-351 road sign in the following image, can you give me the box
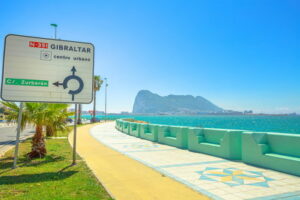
[1,34,94,103]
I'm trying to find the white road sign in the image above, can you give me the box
[1,34,94,103]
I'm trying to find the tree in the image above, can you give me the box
[25,103,48,158]
[2,102,29,130]
[92,75,103,122]
[2,102,72,158]
[4,102,48,158]
[0,107,5,114]
[45,103,73,137]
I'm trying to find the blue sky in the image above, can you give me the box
[0,0,299,113]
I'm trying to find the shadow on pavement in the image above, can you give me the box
[0,141,14,145]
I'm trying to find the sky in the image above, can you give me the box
[0,0,299,114]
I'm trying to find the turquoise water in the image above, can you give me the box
[81,115,300,134]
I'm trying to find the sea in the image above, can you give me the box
[81,115,300,134]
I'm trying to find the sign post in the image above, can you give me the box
[12,102,23,169]
[1,34,94,166]
[72,104,78,165]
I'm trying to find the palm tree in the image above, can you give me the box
[45,103,73,137]
[4,102,49,158]
[25,103,48,158]
[2,102,72,158]
[2,102,29,130]
[92,75,103,122]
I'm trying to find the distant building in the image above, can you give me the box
[222,110,244,115]
[120,111,131,115]
[244,110,253,114]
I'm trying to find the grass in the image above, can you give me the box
[0,126,113,200]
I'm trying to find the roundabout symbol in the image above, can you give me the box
[53,66,84,101]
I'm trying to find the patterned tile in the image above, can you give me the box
[196,167,274,187]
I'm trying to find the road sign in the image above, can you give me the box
[1,34,94,103]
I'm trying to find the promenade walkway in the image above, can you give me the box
[74,122,300,200]
[72,122,207,200]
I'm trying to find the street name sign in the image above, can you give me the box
[1,34,94,103]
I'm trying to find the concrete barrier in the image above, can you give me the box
[242,132,300,176]
[158,125,189,149]
[129,122,140,137]
[115,119,122,131]
[115,119,300,176]
[188,128,242,160]
[140,124,159,142]
[122,121,130,134]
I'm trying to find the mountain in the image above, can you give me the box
[132,90,223,114]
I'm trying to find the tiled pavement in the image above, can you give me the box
[90,122,300,200]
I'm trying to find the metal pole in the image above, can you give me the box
[72,104,78,165]
[93,89,96,123]
[12,102,24,169]
[104,78,107,121]
[50,24,57,39]
[77,104,82,124]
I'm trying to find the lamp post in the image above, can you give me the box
[50,23,58,39]
[92,78,99,123]
[104,78,108,121]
